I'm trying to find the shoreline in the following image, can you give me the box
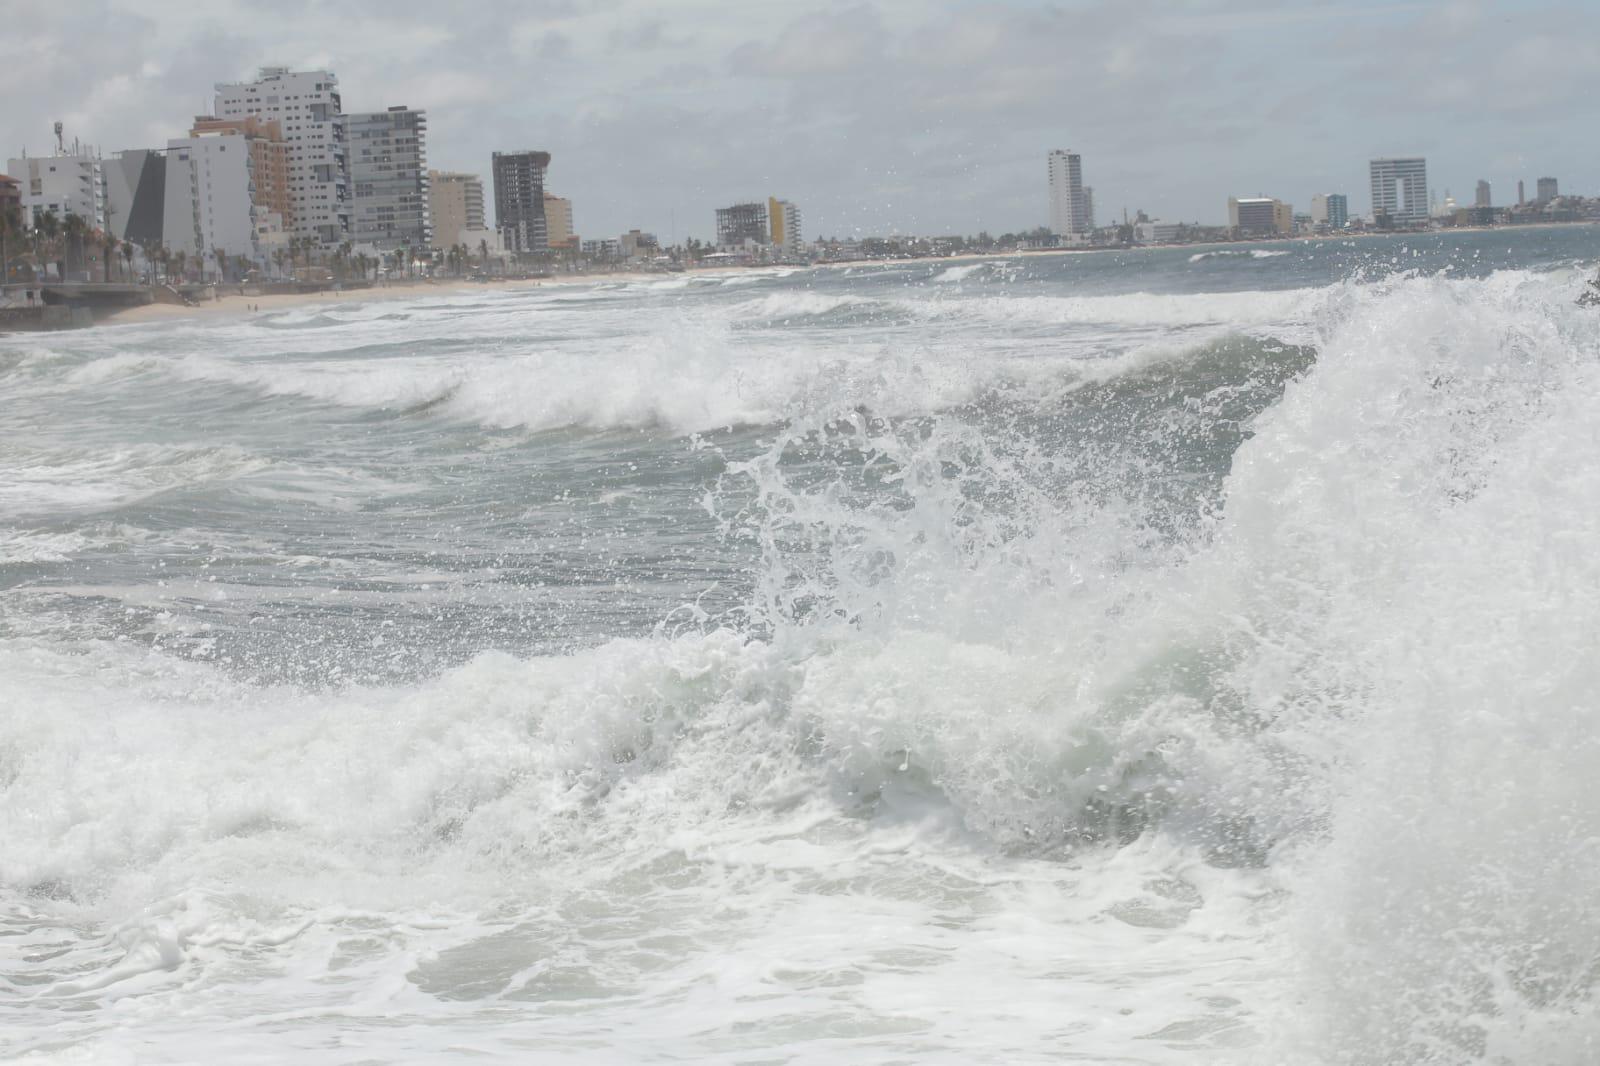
[94,219,1600,327]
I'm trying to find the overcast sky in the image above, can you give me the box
[4,0,1596,239]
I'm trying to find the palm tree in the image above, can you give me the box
[35,209,61,280]
[478,238,489,274]
[0,203,22,284]
[171,249,187,283]
[62,212,88,279]
[102,231,117,283]
[121,241,134,282]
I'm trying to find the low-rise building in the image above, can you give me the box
[1228,196,1291,237]
[6,149,105,228]
[1133,220,1181,244]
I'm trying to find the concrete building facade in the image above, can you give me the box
[1229,196,1292,237]
[1310,193,1348,229]
[192,115,293,237]
[214,67,349,245]
[544,194,574,249]
[166,128,260,278]
[716,201,768,246]
[6,151,105,229]
[768,197,802,254]
[1047,149,1089,236]
[1369,157,1428,225]
[492,150,551,255]
[347,106,429,251]
[429,171,485,248]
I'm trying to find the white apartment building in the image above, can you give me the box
[6,151,105,228]
[166,129,260,278]
[1134,220,1180,244]
[430,171,486,247]
[1369,157,1428,225]
[214,67,348,245]
[1048,149,1089,236]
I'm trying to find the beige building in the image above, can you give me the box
[427,170,484,248]
[1228,196,1293,237]
[544,194,574,249]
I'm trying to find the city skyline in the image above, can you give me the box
[3,1,1597,240]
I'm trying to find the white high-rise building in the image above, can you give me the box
[166,128,261,278]
[214,67,349,245]
[1369,157,1428,225]
[1048,149,1089,236]
[6,150,105,229]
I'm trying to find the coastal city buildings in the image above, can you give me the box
[428,171,485,248]
[1537,177,1558,203]
[1047,149,1089,237]
[1228,196,1292,237]
[347,106,430,250]
[6,146,105,228]
[165,127,260,277]
[491,150,551,255]
[544,194,575,250]
[1309,193,1348,230]
[191,115,293,241]
[715,201,768,246]
[768,197,802,254]
[1369,157,1429,225]
[214,68,348,245]
[1476,180,1492,208]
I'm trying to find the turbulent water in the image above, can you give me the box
[5,229,1600,1064]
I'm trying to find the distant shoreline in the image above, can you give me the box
[96,219,1600,327]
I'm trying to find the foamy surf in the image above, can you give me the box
[4,230,1599,1064]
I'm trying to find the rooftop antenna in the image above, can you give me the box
[54,121,64,154]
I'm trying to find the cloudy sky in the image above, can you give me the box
[4,0,1596,240]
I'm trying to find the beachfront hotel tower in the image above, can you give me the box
[768,198,802,254]
[1368,157,1428,226]
[544,194,575,250]
[492,150,551,255]
[215,67,349,245]
[347,106,430,251]
[1047,149,1089,236]
[428,172,485,249]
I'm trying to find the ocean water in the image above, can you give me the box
[4,229,1600,1064]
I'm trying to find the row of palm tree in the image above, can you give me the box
[2,208,507,288]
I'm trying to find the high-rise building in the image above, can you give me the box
[1369,157,1428,225]
[1517,179,1525,206]
[6,150,105,229]
[1309,193,1348,229]
[1228,196,1292,237]
[491,150,551,254]
[1474,180,1492,209]
[428,172,485,248]
[165,127,261,277]
[716,201,768,246]
[346,106,429,251]
[191,115,293,251]
[768,197,802,253]
[214,67,348,245]
[544,194,574,249]
[1536,176,1558,203]
[1047,149,1089,236]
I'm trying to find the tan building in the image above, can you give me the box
[191,114,293,235]
[544,194,575,249]
[1228,196,1292,237]
[428,170,485,248]
[0,173,19,217]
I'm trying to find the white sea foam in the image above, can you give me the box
[4,254,1599,1063]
